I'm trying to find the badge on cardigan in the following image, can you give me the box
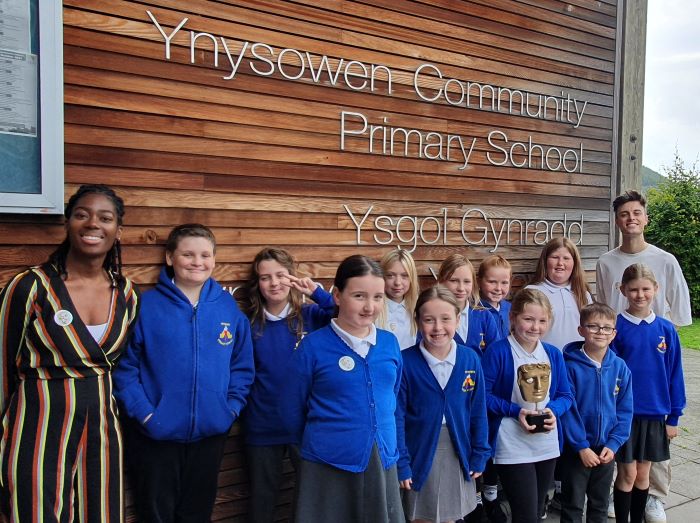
[462,370,476,392]
[54,310,73,327]
[657,336,667,353]
[339,356,355,371]
[217,323,234,346]
[614,377,621,396]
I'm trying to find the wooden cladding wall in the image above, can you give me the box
[0,0,619,520]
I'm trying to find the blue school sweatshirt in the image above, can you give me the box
[113,267,255,442]
[561,342,633,453]
[243,287,335,446]
[481,338,574,456]
[282,325,402,472]
[611,314,686,426]
[479,299,511,340]
[396,344,490,491]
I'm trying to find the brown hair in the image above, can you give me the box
[414,285,461,323]
[437,253,482,308]
[530,237,590,311]
[613,190,646,215]
[579,302,617,325]
[240,247,305,338]
[620,263,658,288]
[509,288,553,327]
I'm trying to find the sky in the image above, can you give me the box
[642,0,700,173]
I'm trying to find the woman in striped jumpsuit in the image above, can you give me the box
[0,185,140,522]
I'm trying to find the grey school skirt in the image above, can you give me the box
[402,425,477,522]
[295,444,404,523]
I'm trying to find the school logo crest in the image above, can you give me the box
[657,336,667,354]
[479,333,486,350]
[462,370,476,392]
[614,377,621,396]
[217,323,233,346]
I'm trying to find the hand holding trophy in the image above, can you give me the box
[517,363,553,433]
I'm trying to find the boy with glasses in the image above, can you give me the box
[559,303,633,523]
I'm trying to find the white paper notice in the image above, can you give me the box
[0,0,30,52]
[0,49,37,136]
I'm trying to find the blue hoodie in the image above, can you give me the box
[561,341,633,453]
[114,267,254,443]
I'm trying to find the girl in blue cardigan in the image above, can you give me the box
[239,247,335,523]
[397,286,490,523]
[437,254,499,356]
[482,288,574,523]
[284,255,404,523]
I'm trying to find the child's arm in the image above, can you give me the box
[279,337,314,443]
[560,370,591,453]
[544,348,574,419]
[482,346,521,419]
[665,326,686,433]
[469,362,491,475]
[395,367,412,488]
[112,320,155,424]
[605,365,633,455]
[226,314,256,418]
[305,283,335,330]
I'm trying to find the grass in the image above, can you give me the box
[678,318,700,350]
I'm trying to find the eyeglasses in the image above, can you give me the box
[584,324,616,334]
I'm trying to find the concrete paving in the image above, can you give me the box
[542,347,700,522]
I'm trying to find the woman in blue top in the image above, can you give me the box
[397,286,490,523]
[239,247,335,523]
[114,224,255,522]
[437,254,499,355]
[482,288,573,523]
[284,255,404,523]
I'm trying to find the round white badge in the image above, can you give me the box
[54,309,73,327]
[338,356,355,371]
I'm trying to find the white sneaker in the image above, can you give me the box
[645,495,667,523]
[607,492,615,518]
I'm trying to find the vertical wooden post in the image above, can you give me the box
[612,0,648,247]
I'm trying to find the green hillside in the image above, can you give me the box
[642,165,665,192]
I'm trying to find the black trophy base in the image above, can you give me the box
[526,412,550,433]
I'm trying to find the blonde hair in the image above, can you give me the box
[621,263,658,288]
[377,250,419,336]
[509,288,553,329]
[531,237,590,311]
[414,285,461,323]
[437,254,483,308]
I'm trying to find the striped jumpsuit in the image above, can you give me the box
[0,264,140,522]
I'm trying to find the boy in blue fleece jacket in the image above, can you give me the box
[560,303,633,523]
[114,224,254,522]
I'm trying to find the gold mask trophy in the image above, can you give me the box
[517,363,552,433]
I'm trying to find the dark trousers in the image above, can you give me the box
[245,444,301,523]
[124,422,228,523]
[560,448,614,523]
[497,458,557,523]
